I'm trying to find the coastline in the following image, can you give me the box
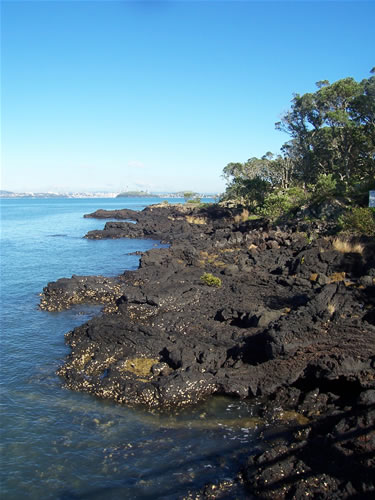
[40,202,375,498]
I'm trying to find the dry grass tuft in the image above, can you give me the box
[234,209,250,224]
[327,303,336,315]
[328,272,346,283]
[186,215,207,225]
[212,260,226,268]
[332,238,364,254]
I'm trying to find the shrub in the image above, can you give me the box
[222,176,272,208]
[183,191,195,202]
[258,191,290,219]
[196,202,212,208]
[258,186,307,220]
[312,174,337,201]
[346,179,375,207]
[287,186,308,206]
[200,272,222,287]
[187,198,202,204]
[339,207,375,236]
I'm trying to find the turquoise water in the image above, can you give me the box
[0,198,260,499]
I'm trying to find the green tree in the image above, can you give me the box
[183,191,196,202]
[223,153,280,186]
[276,71,375,186]
[222,70,374,213]
[222,152,296,206]
[223,175,271,207]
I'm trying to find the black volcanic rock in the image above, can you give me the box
[39,275,128,312]
[84,203,235,243]
[41,203,375,499]
[84,208,140,220]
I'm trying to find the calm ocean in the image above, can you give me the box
[0,198,260,499]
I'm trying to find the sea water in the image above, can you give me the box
[0,198,261,499]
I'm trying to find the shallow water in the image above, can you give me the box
[0,197,262,499]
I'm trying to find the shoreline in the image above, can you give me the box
[40,202,375,498]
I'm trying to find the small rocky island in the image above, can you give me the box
[40,202,375,499]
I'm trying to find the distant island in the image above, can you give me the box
[117,191,218,199]
[116,191,157,198]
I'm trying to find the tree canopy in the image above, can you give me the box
[223,70,374,204]
[275,72,375,185]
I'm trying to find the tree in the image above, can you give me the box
[276,72,375,186]
[223,175,271,208]
[222,152,295,202]
[222,70,374,209]
[183,191,196,202]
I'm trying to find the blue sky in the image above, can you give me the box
[1,1,374,194]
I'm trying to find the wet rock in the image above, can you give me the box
[39,275,127,311]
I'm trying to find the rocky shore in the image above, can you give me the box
[40,203,375,498]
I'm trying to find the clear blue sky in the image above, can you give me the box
[1,1,374,194]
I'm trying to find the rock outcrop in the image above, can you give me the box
[41,203,375,498]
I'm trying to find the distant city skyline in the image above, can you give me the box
[2,1,374,193]
[0,188,219,198]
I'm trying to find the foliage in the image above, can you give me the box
[221,69,374,228]
[222,175,271,208]
[311,173,337,201]
[200,272,222,287]
[222,152,295,193]
[275,73,375,186]
[338,207,375,236]
[346,179,375,207]
[186,198,202,204]
[258,186,307,220]
[183,191,197,202]
[117,191,152,198]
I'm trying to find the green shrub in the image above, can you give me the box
[222,176,272,208]
[200,272,222,287]
[258,186,307,220]
[287,186,308,206]
[346,179,375,207]
[312,174,337,201]
[339,207,375,236]
[258,191,290,219]
[187,198,202,204]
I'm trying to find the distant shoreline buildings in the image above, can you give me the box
[0,190,219,199]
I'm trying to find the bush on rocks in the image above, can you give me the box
[339,207,375,236]
[200,272,222,287]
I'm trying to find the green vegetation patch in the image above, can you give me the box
[220,69,375,230]
[200,272,222,287]
[339,207,375,236]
